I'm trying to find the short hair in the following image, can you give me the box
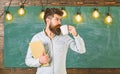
[44,8,63,23]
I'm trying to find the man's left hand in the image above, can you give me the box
[68,25,78,37]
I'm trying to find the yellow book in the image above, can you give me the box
[29,40,49,66]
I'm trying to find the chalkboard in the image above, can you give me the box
[4,6,120,68]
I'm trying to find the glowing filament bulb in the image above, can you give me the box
[62,10,67,18]
[18,5,26,16]
[6,11,13,21]
[61,7,67,18]
[104,13,112,24]
[75,12,83,23]
[92,8,100,19]
[39,10,45,19]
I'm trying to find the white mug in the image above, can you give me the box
[60,25,69,35]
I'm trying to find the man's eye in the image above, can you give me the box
[56,19,59,21]
[54,18,62,21]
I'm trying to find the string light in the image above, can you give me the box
[104,7,113,25]
[5,11,13,21]
[18,0,27,16]
[39,9,45,19]
[18,4,26,16]
[39,0,45,20]
[74,12,83,23]
[104,13,112,24]
[61,7,68,18]
[92,8,100,19]
[74,7,83,23]
[3,0,113,25]
[5,0,13,21]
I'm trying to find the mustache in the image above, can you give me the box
[49,24,61,35]
[56,24,61,28]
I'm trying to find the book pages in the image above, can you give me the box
[29,40,49,66]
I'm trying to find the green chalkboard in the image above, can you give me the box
[4,6,120,68]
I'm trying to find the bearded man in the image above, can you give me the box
[25,8,86,74]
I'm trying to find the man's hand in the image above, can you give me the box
[68,25,78,37]
[39,53,50,65]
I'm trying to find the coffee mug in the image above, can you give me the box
[60,25,69,35]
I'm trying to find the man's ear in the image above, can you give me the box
[46,18,50,25]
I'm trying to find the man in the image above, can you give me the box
[25,8,86,74]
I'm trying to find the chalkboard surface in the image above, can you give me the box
[4,6,120,68]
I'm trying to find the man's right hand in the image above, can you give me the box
[39,53,50,64]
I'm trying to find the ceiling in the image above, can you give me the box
[23,0,120,6]
[5,0,120,6]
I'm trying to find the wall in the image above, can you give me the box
[1,0,120,74]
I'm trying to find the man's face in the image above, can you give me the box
[49,14,62,35]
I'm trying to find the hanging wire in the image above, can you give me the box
[78,7,81,12]
[75,0,81,13]
[75,0,78,13]
[0,0,13,18]
[108,6,110,13]
[46,0,49,7]
[39,0,49,9]
[40,0,44,10]
[106,6,110,16]
[6,0,13,11]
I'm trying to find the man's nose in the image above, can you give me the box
[58,20,61,24]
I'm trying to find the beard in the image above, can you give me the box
[49,23,61,35]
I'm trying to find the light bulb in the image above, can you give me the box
[6,11,13,21]
[18,5,26,16]
[62,10,67,18]
[92,8,100,19]
[104,13,112,24]
[61,7,67,18]
[39,10,45,19]
[74,12,83,23]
